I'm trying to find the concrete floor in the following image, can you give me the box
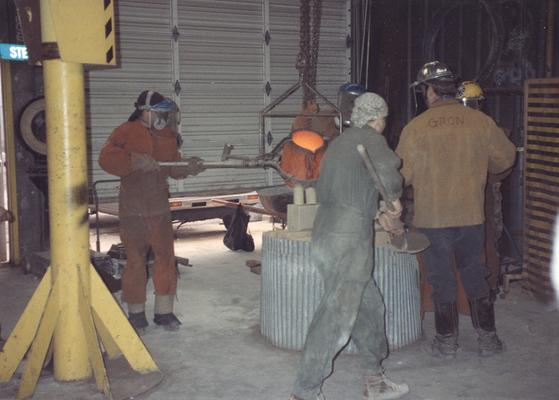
[1,215,558,400]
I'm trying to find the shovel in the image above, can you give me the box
[356,144,430,254]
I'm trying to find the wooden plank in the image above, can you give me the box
[524,77,558,300]
[527,77,559,84]
[526,142,559,153]
[526,188,559,204]
[527,87,559,94]
[525,219,553,232]
[527,97,559,104]
[526,254,551,267]
[527,116,559,123]
[526,246,551,261]
[526,126,559,133]
[527,106,559,113]
[526,169,559,183]
[526,153,559,164]
[527,237,551,252]
[526,209,555,224]
[526,161,559,173]
[526,228,553,242]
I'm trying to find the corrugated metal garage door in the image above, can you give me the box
[87,0,176,197]
[87,0,350,199]
[177,0,267,193]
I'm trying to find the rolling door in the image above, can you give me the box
[87,0,350,199]
[177,0,267,193]
[87,0,175,198]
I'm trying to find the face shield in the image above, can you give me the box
[150,98,180,132]
[337,83,366,127]
[411,84,428,116]
[139,97,181,132]
[410,61,455,115]
[459,98,481,110]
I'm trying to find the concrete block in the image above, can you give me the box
[287,204,319,231]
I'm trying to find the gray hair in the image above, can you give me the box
[350,92,388,128]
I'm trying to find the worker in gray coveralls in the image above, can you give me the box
[289,93,409,400]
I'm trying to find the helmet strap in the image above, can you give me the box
[144,90,154,108]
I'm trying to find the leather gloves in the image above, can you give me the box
[377,199,405,235]
[182,156,206,176]
[170,156,206,178]
[131,152,159,172]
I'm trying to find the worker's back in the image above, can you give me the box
[396,99,516,228]
[316,126,402,227]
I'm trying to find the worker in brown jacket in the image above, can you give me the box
[396,62,516,358]
[99,90,204,333]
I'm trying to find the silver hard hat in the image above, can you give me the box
[411,61,455,88]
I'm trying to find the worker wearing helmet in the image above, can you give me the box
[289,93,409,400]
[99,90,204,333]
[456,80,485,110]
[336,82,366,127]
[457,81,513,293]
[396,62,516,358]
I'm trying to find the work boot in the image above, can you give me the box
[128,311,148,334]
[154,313,182,331]
[469,296,505,357]
[431,302,459,358]
[363,373,410,400]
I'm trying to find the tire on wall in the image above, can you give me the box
[19,97,47,156]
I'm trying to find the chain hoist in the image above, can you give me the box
[295,0,322,105]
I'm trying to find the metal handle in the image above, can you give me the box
[356,144,395,212]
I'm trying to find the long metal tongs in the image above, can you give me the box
[356,144,430,253]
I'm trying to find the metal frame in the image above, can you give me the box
[258,79,342,156]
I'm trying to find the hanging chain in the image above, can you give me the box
[308,0,322,95]
[296,0,322,105]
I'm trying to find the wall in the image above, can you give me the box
[1,0,50,270]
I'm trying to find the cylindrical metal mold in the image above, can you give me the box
[260,230,421,352]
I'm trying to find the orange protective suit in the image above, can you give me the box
[99,120,184,304]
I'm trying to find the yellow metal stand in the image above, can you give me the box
[0,1,158,398]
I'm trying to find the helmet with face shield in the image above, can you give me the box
[410,61,457,114]
[129,90,181,133]
[411,61,455,89]
[337,83,366,127]
[147,97,181,132]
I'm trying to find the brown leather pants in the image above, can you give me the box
[119,212,177,304]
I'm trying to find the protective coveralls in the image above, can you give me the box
[291,123,403,398]
[99,120,185,307]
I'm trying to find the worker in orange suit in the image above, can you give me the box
[99,90,204,333]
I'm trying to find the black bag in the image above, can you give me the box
[223,206,255,252]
